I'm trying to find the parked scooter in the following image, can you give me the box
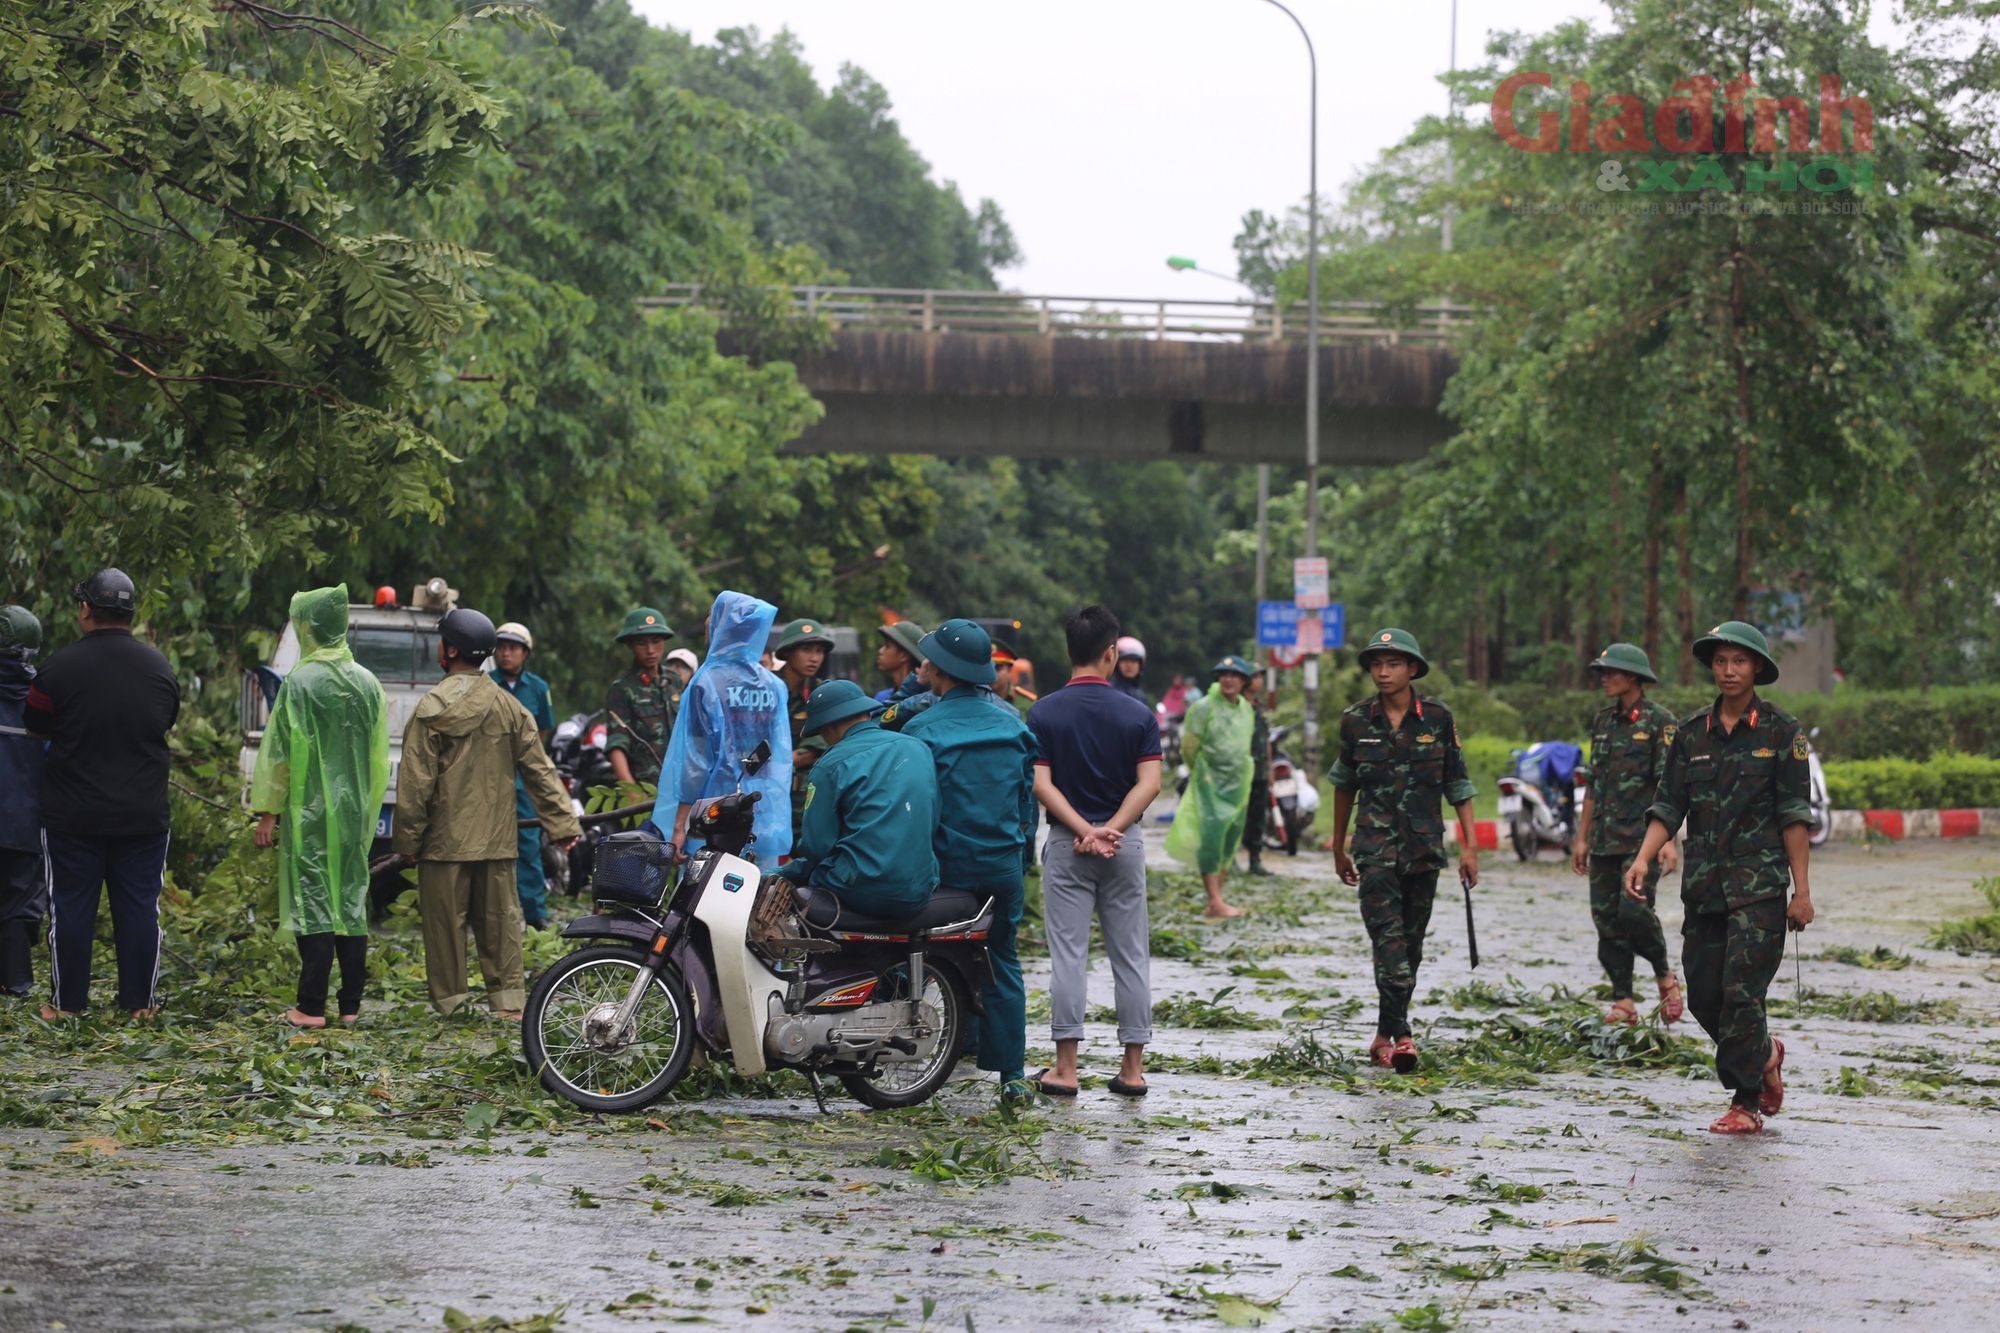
[1262,724,1320,855]
[522,742,994,1113]
[548,710,622,896]
[1496,741,1589,861]
[1807,726,1832,847]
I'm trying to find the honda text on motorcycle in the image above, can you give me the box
[521,742,997,1113]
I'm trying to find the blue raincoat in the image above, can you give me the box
[651,592,793,869]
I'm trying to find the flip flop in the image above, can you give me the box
[1657,972,1685,1024]
[1107,1076,1148,1097]
[1760,1037,1785,1116]
[1029,1067,1078,1098]
[1391,1036,1419,1074]
[1709,1104,1764,1135]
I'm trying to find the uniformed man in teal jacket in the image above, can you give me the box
[903,619,1038,1095]
[782,680,940,917]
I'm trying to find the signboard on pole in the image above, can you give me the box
[1269,644,1308,668]
[1296,611,1324,654]
[1256,601,1300,647]
[1323,601,1345,651]
[1293,557,1329,610]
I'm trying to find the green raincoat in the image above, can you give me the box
[250,586,390,936]
[1166,683,1255,874]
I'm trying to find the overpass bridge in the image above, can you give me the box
[643,286,1467,466]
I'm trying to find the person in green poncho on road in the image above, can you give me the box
[251,587,390,1029]
[1167,655,1256,918]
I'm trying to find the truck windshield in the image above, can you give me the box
[350,628,447,684]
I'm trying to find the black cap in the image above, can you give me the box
[438,607,498,662]
[74,567,137,614]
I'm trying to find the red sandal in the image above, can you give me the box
[1605,998,1639,1026]
[1367,1035,1396,1069]
[1708,1104,1764,1135]
[1390,1036,1419,1074]
[1760,1037,1785,1116]
[1657,972,1684,1024]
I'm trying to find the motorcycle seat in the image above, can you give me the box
[794,885,986,934]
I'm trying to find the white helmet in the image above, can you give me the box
[666,648,699,673]
[493,621,533,651]
[1116,635,1146,662]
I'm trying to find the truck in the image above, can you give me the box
[238,578,459,909]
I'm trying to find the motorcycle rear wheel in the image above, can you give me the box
[523,945,695,1113]
[838,962,968,1110]
[1509,817,1536,862]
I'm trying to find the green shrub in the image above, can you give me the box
[1932,877,2000,954]
[1822,754,2000,810]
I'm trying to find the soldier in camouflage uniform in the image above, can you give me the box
[1570,642,1683,1026]
[605,606,677,788]
[773,618,835,844]
[1328,628,1479,1073]
[1627,621,1814,1135]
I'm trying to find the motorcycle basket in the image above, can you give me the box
[590,829,677,907]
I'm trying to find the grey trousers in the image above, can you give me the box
[1043,831,1152,1046]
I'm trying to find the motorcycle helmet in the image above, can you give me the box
[438,607,498,663]
[0,605,41,659]
[73,567,137,615]
[1116,635,1146,662]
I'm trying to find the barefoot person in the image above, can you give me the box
[1328,629,1478,1073]
[1571,643,1683,1026]
[1625,621,1813,1135]
[1167,655,1256,917]
[251,587,389,1027]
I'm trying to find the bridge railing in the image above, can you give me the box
[640,285,1472,347]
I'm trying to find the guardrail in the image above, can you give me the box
[639,285,1472,347]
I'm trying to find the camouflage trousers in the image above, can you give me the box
[1357,867,1438,1038]
[1682,898,1787,1104]
[1587,854,1669,1000]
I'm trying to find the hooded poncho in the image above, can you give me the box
[1165,681,1255,875]
[250,586,390,935]
[651,591,793,869]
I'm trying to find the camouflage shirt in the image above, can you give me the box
[1249,702,1271,783]
[786,675,827,838]
[1585,696,1679,857]
[1328,694,1477,871]
[605,667,677,784]
[1645,695,1813,914]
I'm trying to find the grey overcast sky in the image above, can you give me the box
[630,0,1612,296]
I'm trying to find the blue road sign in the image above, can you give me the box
[1324,602,1345,650]
[1257,601,1299,647]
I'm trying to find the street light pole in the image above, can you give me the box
[1259,0,1321,777]
[1442,0,1458,253]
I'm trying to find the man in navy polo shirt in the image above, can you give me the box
[1026,605,1163,1098]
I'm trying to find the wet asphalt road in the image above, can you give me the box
[6,835,2000,1332]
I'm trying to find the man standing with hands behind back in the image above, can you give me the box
[1027,605,1163,1098]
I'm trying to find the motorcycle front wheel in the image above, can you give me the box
[522,945,695,1113]
[838,962,968,1110]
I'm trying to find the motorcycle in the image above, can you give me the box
[1495,742,1589,862]
[549,710,627,897]
[1807,726,1832,847]
[1262,724,1319,855]
[522,742,994,1114]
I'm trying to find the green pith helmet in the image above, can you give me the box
[0,605,41,658]
[1588,641,1658,684]
[878,620,927,663]
[1356,626,1429,679]
[1693,620,1779,685]
[1212,653,1256,678]
[773,617,836,658]
[918,619,997,686]
[799,679,877,736]
[616,607,675,642]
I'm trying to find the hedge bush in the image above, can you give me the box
[1822,755,2000,810]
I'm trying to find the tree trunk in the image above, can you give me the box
[1677,478,1697,686]
[1609,468,1624,639]
[1644,445,1664,668]
[1492,589,1507,683]
[1731,247,1754,621]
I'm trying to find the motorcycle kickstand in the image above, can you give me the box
[805,1069,830,1115]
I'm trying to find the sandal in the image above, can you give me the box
[1605,998,1639,1026]
[1657,972,1684,1024]
[1390,1036,1419,1074]
[1029,1067,1078,1098]
[1709,1104,1764,1135]
[1367,1035,1396,1069]
[1760,1037,1785,1116]
[1107,1076,1149,1097]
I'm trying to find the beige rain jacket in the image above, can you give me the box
[393,672,582,862]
